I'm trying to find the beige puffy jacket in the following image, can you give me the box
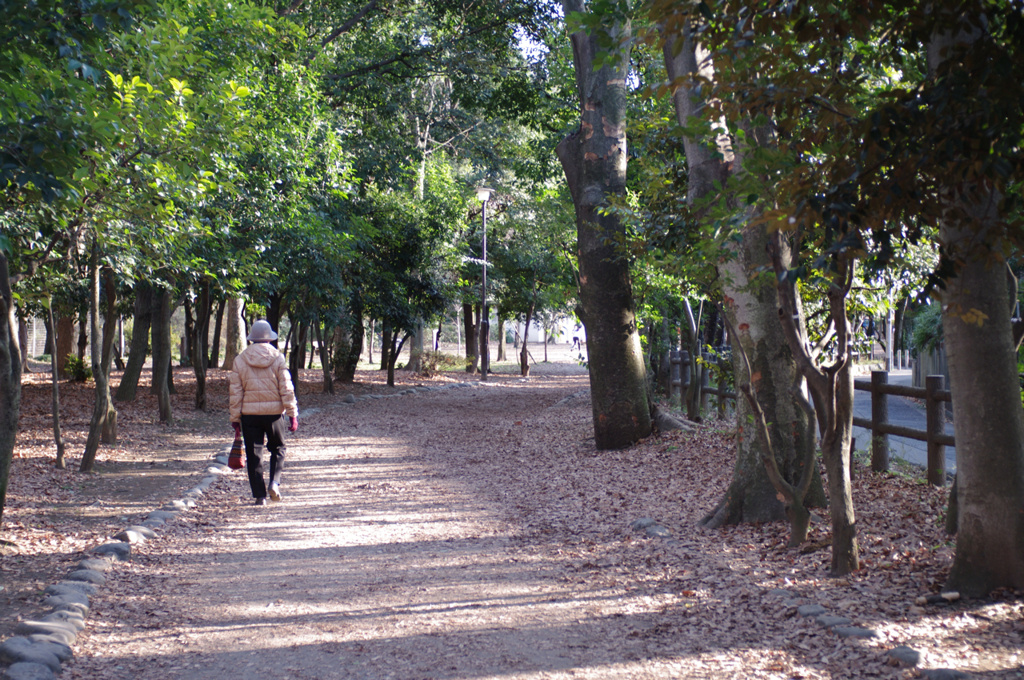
[229,343,299,422]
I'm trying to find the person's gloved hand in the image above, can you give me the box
[231,422,241,436]
[289,416,299,432]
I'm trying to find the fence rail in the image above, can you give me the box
[666,357,953,487]
[853,371,952,486]
[668,350,737,419]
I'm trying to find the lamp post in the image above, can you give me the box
[476,186,492,380]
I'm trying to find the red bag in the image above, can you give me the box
[228,433,244,470]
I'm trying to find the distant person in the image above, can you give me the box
[571,325,582,351]
[229,320,299,506]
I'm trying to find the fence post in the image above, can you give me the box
[716,353,727,419]
[699,353,710,414]
[669,350,682,408]
[926,375,947,486]
[871,370,890,472]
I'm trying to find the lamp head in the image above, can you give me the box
[475,186,493,203]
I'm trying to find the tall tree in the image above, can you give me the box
[556,0,651,449]
[0,250,21,529]
[80,239,118,472]
[657,15,823,532]
[926,8,1024,596]
[115,280,153,402]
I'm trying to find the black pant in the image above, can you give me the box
[240,413,287,499]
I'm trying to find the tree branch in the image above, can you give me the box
[324,15,516,82]
[277,0,306,16]
[319,0,380,49]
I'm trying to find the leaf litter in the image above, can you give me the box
[1,357,1021,679]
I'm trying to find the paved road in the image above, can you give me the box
[851,368,956,475]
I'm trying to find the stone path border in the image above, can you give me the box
[0,445,234,680]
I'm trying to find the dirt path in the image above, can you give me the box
[66,376,659,679]
[55,371,1022,680]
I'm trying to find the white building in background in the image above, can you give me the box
[514,316,584,345]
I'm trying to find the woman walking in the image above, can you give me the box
[229,320,299,505]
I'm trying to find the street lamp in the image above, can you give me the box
[476,186,492,380]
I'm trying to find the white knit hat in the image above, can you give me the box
[247,319,278,342]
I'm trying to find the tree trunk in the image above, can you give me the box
[925,22,1024,596]
[497,313,506,362]
[197,286,212,370]
[81,243,118,472]
[556,0,651,449]
[289,320,307,384]
[703,228,825,528]
[893,295,909,353]
[115,278,151,401]
[380,321,392,372]
[19,314,31,373]
[336,300,364,383]
[267,293,283,348]
[0,252,22,530]
[44,303,65,469]
[463,302,477,372]
[520,303,536,377]
[367,318,374,364]
[222,298,244,370]
[209,298,225,369]
[115,281,153,402]
[408,320,424,374]
[76,314,87,363]
[665,22,825,528]
[315,321,333,394]
[682,299,702,420]
[150,287,173,423]
[55,315,74,379]
[191,279,211,411]
[771,239,860,575]
[44,319,53,355]
[940,206,1024,595]
[542,319,549,363]
[387,332,412,387]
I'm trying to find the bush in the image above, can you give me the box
[911,304,943,354]
[65,354,92,382]
[418,351,466,377]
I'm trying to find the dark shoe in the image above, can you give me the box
[269,483,282,502]
[255,497,267,506]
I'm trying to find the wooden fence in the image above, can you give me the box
[668,350,737,419]
[852,371,953,486]
[667,358,953,487]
